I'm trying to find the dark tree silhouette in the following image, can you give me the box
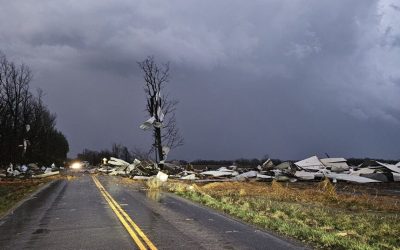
[138,56,183,166]
[0,52,69,166]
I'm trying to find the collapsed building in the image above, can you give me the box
[97,155,400,184]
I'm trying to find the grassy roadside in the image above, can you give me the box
[0,179,51,218]
[168,179,400,250]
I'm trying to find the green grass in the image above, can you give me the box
[0,180,47,217]
[168,180,400,250]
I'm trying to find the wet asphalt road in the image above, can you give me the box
[0,174,307,250]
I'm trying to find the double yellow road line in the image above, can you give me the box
[92,176,157,250]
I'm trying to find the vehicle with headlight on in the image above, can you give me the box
[69,162,83,171]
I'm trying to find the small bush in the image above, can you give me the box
[318,178,338,201]
[146,177,163,190]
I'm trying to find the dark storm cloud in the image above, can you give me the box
[0,0,399,160]
[390,4,400,11]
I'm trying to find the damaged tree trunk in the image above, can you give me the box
[138,56,183,169]
[155,127,163,163]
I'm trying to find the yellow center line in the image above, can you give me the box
[92,176,157,250]
[92,176,147,250]
[97,184,158,250]
[93,177,157,250]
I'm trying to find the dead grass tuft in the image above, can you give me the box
[318,178,338,201]
[146,177,163,190]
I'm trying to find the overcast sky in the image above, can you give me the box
[0,0,399,160]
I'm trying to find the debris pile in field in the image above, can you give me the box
[95,156,400,184]
[1,162,61,179]
[104,157,160,177]
[292,156,400,183]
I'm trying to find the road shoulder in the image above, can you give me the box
[0,179,59,221]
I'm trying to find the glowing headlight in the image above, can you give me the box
[70,162,82,169]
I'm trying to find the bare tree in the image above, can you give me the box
[111,143,132,162]
[0,52,33,162]
[131,147,152,161]
[138,56,183,165]
[0,52,69,166]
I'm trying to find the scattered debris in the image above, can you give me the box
[294,171,316,181]
[90,156,400,185]
[295,156,325,171]
[323,173,380,183]
[156,171,168,182]
[201,167,239,178]
[260,159,275,171]
[32,171,60,178]
[140,116,156,130]
[256,173,273,180]
[132,176,152,180]
[233,171,258,181]
[1,162,61,179]
[180,174,198,180]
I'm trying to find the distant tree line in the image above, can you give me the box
[77,143,152,165]
[190,158,282,167]
[346,158,398,166]
[78,147,287,167]
[77,145,400,168]
[191,158,399,167]
[0,52,69,167]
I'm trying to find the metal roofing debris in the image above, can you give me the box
[324,173,380,183]
[108,157,130,166]
[200,170,239,177]
[275,162,292,170]
[44,167,53,174]
[132,176,152,180]
[2,162,61,179]
[162,146,170,158]
[350,168,375,176]
[294,171,316,180]
[320,158,349,169]
[233,171,258,181]
[256,173,273,180]
[32,171,60,178]
[88,155,399,185]
[140,116,156,130]
[320,158,347,163]
[156,171,168,182]
[376,161,400,173]
[295,156,325,170]
[1,153,397,186]
[330,165,350,173]
[180,174,197,180]
[261,159,275,170]
[359,173,392,182]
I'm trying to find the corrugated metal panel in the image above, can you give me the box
[321,158,348,168]
[320,158,347,163]
[294,156,325,169]
[376,161,400,173]
[326,173,380,183]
